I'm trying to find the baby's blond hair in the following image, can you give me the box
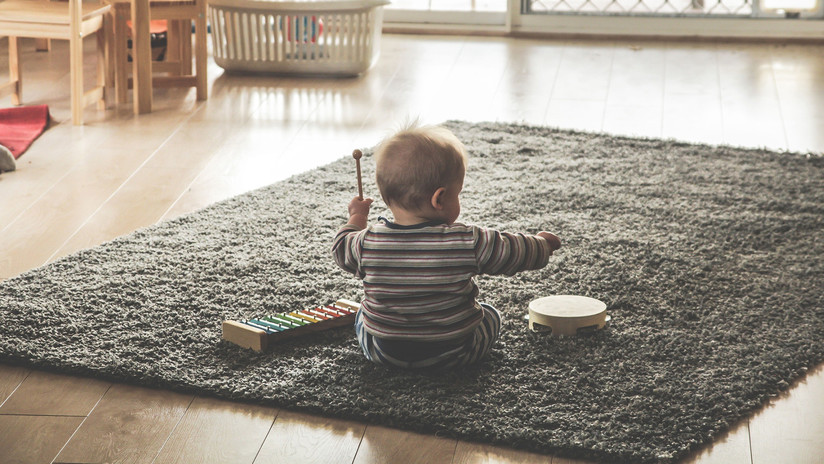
[375,123,467,211]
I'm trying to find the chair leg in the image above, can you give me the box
[194,10,208,100]
[113,5,129,104]
[131,0,154,114]
[166,20,182,76]
[69,33,84,125]
[180,20,192,76]
[97,16,110,111]
[9,36,22,105]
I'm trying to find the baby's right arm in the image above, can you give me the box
[475,227,560,276]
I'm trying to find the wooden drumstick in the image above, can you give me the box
[352,149,363,200]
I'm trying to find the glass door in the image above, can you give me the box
[382,0,823,36]
[524,0,823,17]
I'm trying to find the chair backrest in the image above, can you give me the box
[0,0,110,38]
[0,0,111,125]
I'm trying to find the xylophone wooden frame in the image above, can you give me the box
[222,299,359,352]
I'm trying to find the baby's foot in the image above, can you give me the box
[0,145,15,172]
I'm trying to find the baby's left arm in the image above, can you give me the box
[331,196,373,278]
[536,231,562,253]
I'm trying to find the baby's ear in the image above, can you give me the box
[430,187,446,210]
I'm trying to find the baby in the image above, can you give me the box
[332,123,561,370]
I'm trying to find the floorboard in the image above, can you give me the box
[353,424,457,464]
[0,365,29,405]
[153,395,278,464]
[54,383,193,464]
[0,415,84,464]
[254,409,365,464]
[0,371,109,417]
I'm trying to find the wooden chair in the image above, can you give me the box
[109,0,208,113]
[0,0,112,125]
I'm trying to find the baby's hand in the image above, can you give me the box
[348,196,373,217]
[347,196,373,229]
[537,231,561,253]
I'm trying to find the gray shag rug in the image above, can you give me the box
[1,121,823,463]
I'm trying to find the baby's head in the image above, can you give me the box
[375,123,467,223]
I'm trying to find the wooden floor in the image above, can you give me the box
[1,33,823,464]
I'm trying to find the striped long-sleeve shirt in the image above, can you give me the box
[332,218,553,342]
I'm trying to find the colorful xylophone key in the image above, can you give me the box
[222,299,359,352]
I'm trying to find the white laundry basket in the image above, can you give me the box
[208,0,390,76]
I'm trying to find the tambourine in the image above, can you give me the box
[527,295,610,336]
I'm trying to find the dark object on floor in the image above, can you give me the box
[127,31,167,62]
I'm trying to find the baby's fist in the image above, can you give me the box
[537,231,561,252]
[348,196,373,217]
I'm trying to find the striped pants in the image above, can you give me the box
[355,303,503,371]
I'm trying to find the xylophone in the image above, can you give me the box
[222,299,359,352]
